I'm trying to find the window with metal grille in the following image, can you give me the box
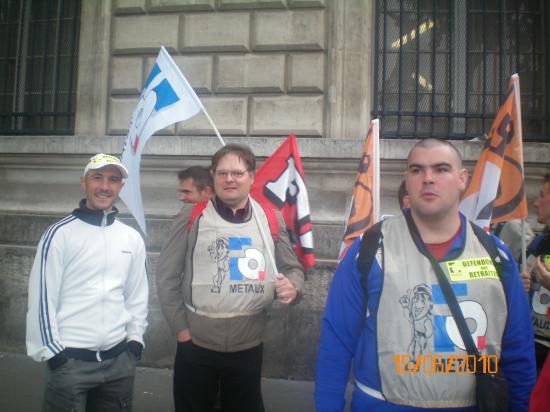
[0,0,81,135]
[373,0,549,142]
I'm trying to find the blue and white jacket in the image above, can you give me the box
[26,201,149,361]
[315,213,535,412]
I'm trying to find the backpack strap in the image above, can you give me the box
[528,233,549,257]
[470,222,503,280]
[187,200,209,231]
[357,221,384,291]
[356,221,384,328]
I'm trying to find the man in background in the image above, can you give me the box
[521,174,550,373]
[490,219,533,265]
[397,179,411,210]
[177,166,213,204]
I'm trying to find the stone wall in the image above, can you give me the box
[76,0,373,140]
[0,210,334,379]
[1,136,549,380]
[107,3,324,137]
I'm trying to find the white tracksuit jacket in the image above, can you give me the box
[26,203,149,362]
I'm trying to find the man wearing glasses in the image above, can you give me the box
[156,144,305,412]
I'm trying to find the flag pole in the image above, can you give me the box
[164,45,226,147]
[165,42,275,274]
[201,109,226,147]
[372,119,380,222]
[201,121,277,276]
[521,219,527,273]
[511,73,528,273]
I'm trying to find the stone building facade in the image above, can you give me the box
[0,1,548,380]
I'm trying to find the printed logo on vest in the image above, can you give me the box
[432,283,488,352]
[532,285,550,318]
[227,237,266,282]
[399,284,434,358]
[531,255,550,319]
[207,236,267,295]
[400,283,489,357]
[208,237,230,294]
[445,258,498,281]
[398,283,490,374]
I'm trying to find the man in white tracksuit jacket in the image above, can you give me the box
[26,153,149,412]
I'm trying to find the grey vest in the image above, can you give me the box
[188,200,276,318]
[375,215,507,408]
[528,253,550,341]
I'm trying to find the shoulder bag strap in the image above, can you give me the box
[403,212,480,357]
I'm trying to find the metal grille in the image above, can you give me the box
[373,0,550,142]
[0,0,81,135]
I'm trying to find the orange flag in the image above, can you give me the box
[338,120,380,261]
[459,74,527,230]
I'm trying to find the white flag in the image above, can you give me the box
[120,46,203,233]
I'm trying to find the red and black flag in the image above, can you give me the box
[251,134,315,270]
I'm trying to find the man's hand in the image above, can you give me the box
[534,256,550,290]
[520,271,531,293]
[176,329,192,342]
[275,273,299,305]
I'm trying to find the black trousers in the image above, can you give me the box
[173,341,265,412]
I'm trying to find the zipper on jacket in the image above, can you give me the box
[99,225,107,350]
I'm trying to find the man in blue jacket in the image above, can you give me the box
[315,138,535,411]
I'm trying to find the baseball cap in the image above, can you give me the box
[83,153,129,178]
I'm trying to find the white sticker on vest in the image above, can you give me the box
[445,258,498,281]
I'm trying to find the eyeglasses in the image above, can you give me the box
[214,170,249,179]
